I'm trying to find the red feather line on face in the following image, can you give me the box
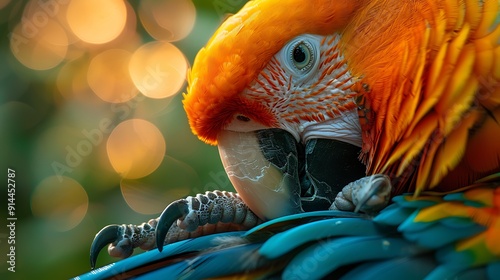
[243,34,358,130]
[183,0,362,144]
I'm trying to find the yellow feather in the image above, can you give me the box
[416,137,441,193]
[410,42,449,133]
[464,0,482,30]
[474,23,500,53]
[442,75,478,135]
[474,0,499,38]
[409,26,429,99]
[464,187,496,206]
[391,28,429,144]
[391,115,438,176]
[414,201,468,222]
[442,0,465,30]
[471,12,500,78]
[435,44,475,115]
[455,0,467,30]
[446,22,470,63]
[428,9,448,51]
[424,39,449,99]
[429,112,476,187]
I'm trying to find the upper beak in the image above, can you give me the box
[217,129,366,221]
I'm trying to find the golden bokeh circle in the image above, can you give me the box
[107,119,166,179]
[31,176,89,232]
[139,0,196,42]
[66,0,127,44]
[88,49,138,103]
[10,19,68,70]
[129,41,188,99]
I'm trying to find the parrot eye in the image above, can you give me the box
[290,42,313,71]
[281,35,319,77]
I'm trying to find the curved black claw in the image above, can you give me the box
[155,200,189,252]
[90,224,120,269]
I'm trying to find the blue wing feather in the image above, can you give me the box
[138,243,264,279]
[259,218,385,259]
[283,236,429,279]
[372,202,416,226]
[402,219,484,248]
[75,193,500,280]
[340,257,437,280]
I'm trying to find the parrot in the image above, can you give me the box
[77,0,500,279]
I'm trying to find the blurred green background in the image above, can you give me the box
[0,0,247,278]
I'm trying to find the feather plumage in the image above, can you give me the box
[342,0,500,195]
[82,0,500,278]
[77,186,500,279]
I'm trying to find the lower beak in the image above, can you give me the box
[217,129,366,221]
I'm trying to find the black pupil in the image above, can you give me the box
[293,45,306,63]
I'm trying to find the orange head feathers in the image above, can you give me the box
[183,0,361,144]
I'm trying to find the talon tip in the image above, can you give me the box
[155,200,189,253]
[90,224,120,269]
[156,225,165,252]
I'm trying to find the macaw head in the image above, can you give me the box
[184,0,368,220]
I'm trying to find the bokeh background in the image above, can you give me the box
[0,0,247,278]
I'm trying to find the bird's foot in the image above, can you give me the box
[154,190,262,252]
[90,190,261,268]
[329,174,392,215]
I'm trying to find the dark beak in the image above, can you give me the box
[217,129,366,221]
